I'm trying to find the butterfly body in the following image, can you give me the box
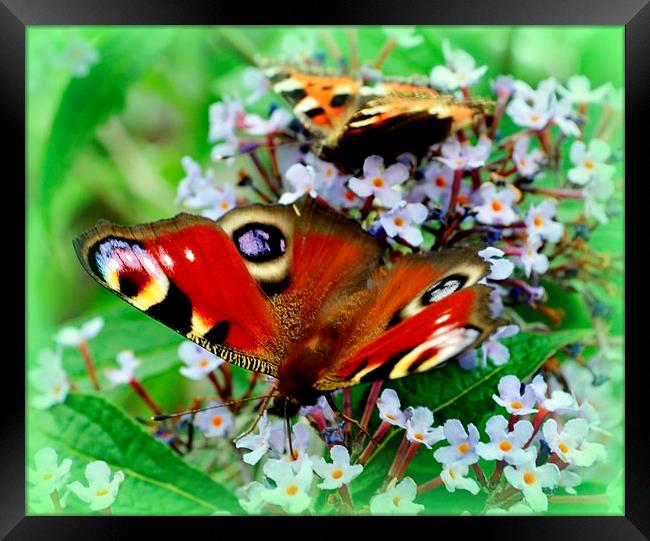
[263,65,492,171]
[74,198,502,413]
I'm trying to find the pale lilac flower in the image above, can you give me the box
[105,350,139,387]
[69,461,125,512]
[433,419,480,465]
[488,284,509,317]
[552,97,581,137]
[176,156,214,206]
[208,98,244,143]
[430,40,488,91]
[503,449,560,512]
[178,341,224,380]
[440,461,480,495]
[195,401,235,438]
[241,67,270,104]
[57,36,99,77]
[299,395,335,423]
[493,375,538,415]
[29,348,70,409]
[506,78,556,130]
[305,153,342,188]
[405,407,445,448]
[377,388,407,427]
[512,136,546,178]
[478,247,514,280]
[582,173,615,224]
[200,184,237,221]
[382,26,424,48]
[242,108,293,136]
[370,477,424,515]
[237,481,266,514]
[55,316,104,347]
[482,324,520,366]
[491,75,515,100]
[210,137,239,166]
[324,178,364,209]
[457,349,479,371]
[525,200,564,243]
[557,75,611,104]
[311,445,363,490]
[29,448,72,497]
[379,202,428,246]
[349,155,408,207]
[268,421,312,470]
[558,468,582,495]
[235,411,272,465]
[409,162,454,203]
[261,459,313,514]
[542,418,606,467]
[518,235,549,277]
[568,139,615,185]
[279,163,319,204]
[436,137,491,171]
[473,183,518,225]
[476,415,535,465]
[530,374,577,413]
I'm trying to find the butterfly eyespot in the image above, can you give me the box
[422,274,468,305]
[233,223,287,263]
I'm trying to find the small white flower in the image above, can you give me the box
[557,75,611,104]
[324,178,364,209]
[200,184,237,221]
[542,418,607,467]
[518,235,549,277]
[409,162,454,203]
[487,283,509,318]
[377,388,407,428]
[530,374,577,413]
[242,108,293,136]
[382,26,424,48]
[503,449,560,512]
[481,325,520,366]
[241,67,270,104]
[473,183,518,225]
[552,97,581,137]
[379,201,428,246]
[195,401,235,438]
[261,459,313,514]
[57,36,99,78]
[513,136,546,178]
[210,137,239,167]
[235,411,272,465]
[478,247,515,280]
[476,415,535,465]
[436,137,491,171]
[433,419,480,465]
[237,481,266,514]
[279,163,319,204]
[208,98,244,143]
[558,468,582,495]
[268,421,313,471]
[55,316,104,347]
[430,40,487,90]
[370,477,424,515]
[69,461,125,512]
[177,341,224,380]
[492,375,538,415]
[491,75,515,100]
[506,78,556,130]
[405,407,445,448]
[28,448,72,497]
[177,156,215,206]
[568,139,615,186]
[440,461,480,495]
[312,445,363,490]
[278,30,317,61]
[105,350,139,387]
[29,348,70,409]
[582,172,615,224]
[348,155,408,207]
[305,153,342,188]
[525,200,564,243]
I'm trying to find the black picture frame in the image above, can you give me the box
[7,0,644,538]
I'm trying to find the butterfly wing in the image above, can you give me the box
[74,197,381,377]
[315,249,503,390]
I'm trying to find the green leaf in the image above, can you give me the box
[30,393,241,515]
[391,329,594,424]
[39,28,176,219]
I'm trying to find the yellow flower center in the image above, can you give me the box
[584,159,595,169]
[449,468,457,480]
[345,190,356,201]
[211,415,223,427]
[219,201,230,210]
[558,442,570,453]
[414,432,424,441]
[198,359,210,368]
[392,495,401,507]
[286,484,299,496]
[385,413,396,420]
[458,195,469,205]
[52,385,62,395]
[331,469,344,480]
[372,177,385,188]
[491,200,503,212]
[523,472,536,485]
[289,450,300,461]
[95,488,109,497]
[325,166,334,178]
[42,472,53,481]
[520,158,528,167]
[435,175,447,188]
[499,441,513,452]
[533,215,544,228]
[393,216,405,227]
[510,401,523,410]
[457,442,470,454]
[530,113,541,123]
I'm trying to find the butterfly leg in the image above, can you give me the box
[233,387,276,443]
[325,393,378,444]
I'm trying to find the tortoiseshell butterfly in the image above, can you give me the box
[262,65,492,171]
[74,197,502,418]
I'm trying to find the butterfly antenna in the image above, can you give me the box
[325,393,378,444]
[212,138,309,163]
[232,386,278,443]
[151,395,267,422]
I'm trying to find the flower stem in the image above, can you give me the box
[207,371,226,400]
[100,507,112,516]
[394,441,420,481]
[129,378,162,415]
[338,483,354,513]
[387,433,410,480]
[373,36,397,69]
[488,98,507,139]
[525,407,549,447]
[549,494,608,506]
[417,476,443,495]
[266,133,282,186]
[519,186,584,200]
[50,489,63,513]
[248,151,280,198]
[219,364,233,400]
[446,168,464,219]
[360,380,383,432]
[78,340,100,391]
[489,460,506,488]
[358,421,390,465]
[472,463,489,488]
[360,194,375,219]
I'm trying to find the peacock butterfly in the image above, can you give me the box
[74,197,503,422]
[262,64,493,171]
